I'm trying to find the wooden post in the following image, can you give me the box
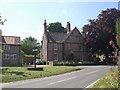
[33,48,38,68]
[34,54,36,68]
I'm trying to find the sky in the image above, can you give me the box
[0,1,119,43]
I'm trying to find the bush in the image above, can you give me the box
[55,60,80,66]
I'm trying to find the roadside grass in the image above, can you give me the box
[0,66,82,83]
[91,66,118,88]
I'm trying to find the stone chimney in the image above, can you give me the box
[43,20,47,32]
[66,21,71,33]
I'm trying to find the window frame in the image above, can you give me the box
[3,45,10,51]
[3,54,10,60]
[53,53,58,61]
[11,54,17,60]
[54,43,58,50]
[67,43,71,50]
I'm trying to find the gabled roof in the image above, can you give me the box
[64,27,82,42]
[2,36,21,45]
[45,32,68,43]
[44,27,82,43]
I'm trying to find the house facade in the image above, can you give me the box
[0,30,21,66]
[40,20,88,63]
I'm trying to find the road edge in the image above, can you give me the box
[85,78,100,88]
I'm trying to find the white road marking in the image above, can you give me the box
[85,78,100,89]
[48,76,77,85]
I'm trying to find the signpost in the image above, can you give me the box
[33,48,38,68]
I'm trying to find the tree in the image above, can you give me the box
[82,8,120,61]
[21,36,40,57]
[0,13,7,25]
[0,13,6,55]
[0,49,3,55]
[116,18,120,48]
[47,22,66,32]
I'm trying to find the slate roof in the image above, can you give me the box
[2,36,21,45]
[45,27,80,43]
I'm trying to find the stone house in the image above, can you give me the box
[40,20,88,63]
[0,30,21,66]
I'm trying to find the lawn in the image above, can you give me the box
[91,66,119,89]
[0,66,82,83]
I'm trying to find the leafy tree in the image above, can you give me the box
[0,49,3,55]
[21,36,40,58]
[116,18,120,48]
[82,8,120,61]
[48,22,66,32]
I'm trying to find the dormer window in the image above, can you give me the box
[54,43,58,50]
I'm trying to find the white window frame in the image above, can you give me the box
[3,54,10,60]
[11,54,17,60]
[54,43,58,50]
[3,45,10,50]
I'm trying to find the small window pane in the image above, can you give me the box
[67,44,71,50]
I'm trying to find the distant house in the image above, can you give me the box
[40,20,88,64]
[0,30,21,66]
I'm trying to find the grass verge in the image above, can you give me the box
[91,66,118,88]
[0,66,82,83]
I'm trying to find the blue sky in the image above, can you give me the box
[0,2,119,42]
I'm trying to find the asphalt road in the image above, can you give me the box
[2,66,115,88]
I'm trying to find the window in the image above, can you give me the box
[67,44,71,50]
[11,54,17,60]
[3,45,10,50]
[54,44,58,50]
[53,53,58,61]
[3,54,17,60]
[3,54,10,60]
[79,46,83,51]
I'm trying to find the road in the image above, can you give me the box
[1,66,115,88]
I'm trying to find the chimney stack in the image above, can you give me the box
[66,21,70,33]
[43,20,47,32]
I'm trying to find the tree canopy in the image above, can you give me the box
[82,8,120,58]
[21,36,40,57]
[47,22,66,32]
[116,18,120,48]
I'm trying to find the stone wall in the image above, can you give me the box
[21,56,34,65]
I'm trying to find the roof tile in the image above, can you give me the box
[2,36,21,45]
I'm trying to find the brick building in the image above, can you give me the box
[40,20,88,64]
[0,30,21,66]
